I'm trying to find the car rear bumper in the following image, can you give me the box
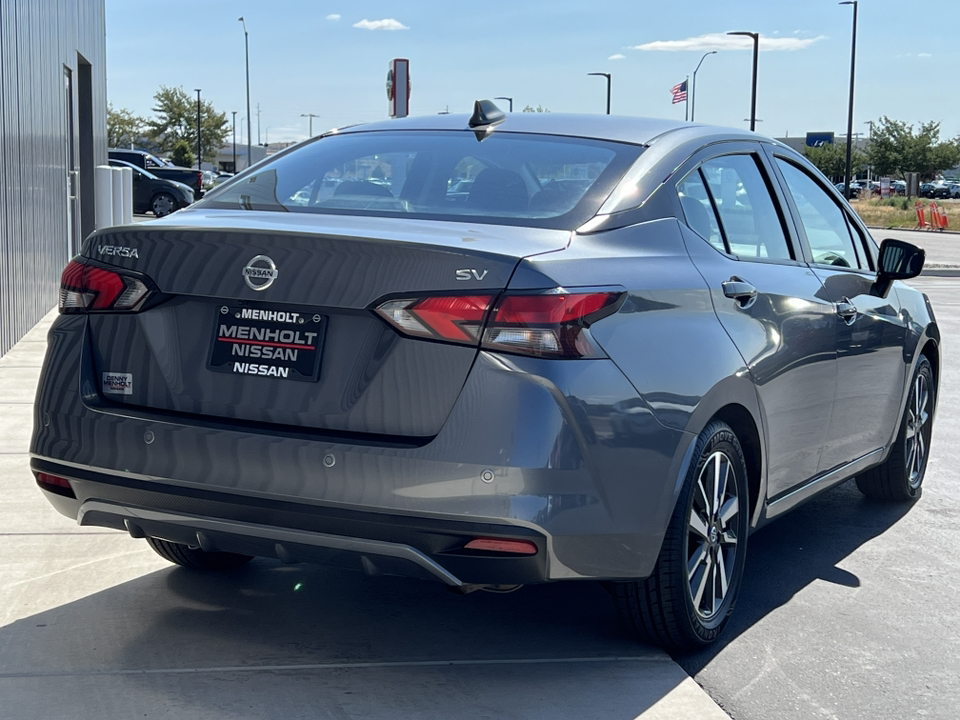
[32,315,695,583]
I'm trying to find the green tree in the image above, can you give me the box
[107,104,147,148]
[868,117,960,180]
[146,86,230,164]
[803,141,866,182]
[521,105,550,112]
[170,139,194,168]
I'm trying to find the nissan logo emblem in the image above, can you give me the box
[242,255,278,291]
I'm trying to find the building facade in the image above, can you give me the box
[0,0,107,356]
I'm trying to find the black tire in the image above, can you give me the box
[150,192,178,217]
[146,536,253,571]
[612,420,750,651]
[856,356,935,502]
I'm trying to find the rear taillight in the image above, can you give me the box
[196,172,203,191]
[59,259,151,313]
[481,291,623,358]
[375,295,494,344]
[34,472,76,499]
[374,289,623,358]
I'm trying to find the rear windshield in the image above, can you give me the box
[198,130,642,229]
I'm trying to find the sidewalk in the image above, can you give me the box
[0,310,729,720]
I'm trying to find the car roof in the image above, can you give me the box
[334,111,763,148]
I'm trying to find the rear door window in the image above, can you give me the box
[701,155,793,261]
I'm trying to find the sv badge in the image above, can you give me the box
[455,269,489,281]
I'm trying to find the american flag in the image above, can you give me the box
[671,80,688,105]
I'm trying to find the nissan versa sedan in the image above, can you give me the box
[31,103,938,650]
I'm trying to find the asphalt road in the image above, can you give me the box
[677,275,960,720]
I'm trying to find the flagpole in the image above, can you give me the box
[685,76,690,122]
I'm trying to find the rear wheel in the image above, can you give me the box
[146,536,253,571]
[613,420,750,651]
[856,356,934,502]
[151,192,177,217]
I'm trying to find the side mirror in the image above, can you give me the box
[873,239,924,297]
[878,239,925,280]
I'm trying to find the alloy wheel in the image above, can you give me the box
[905,372,931,489]
[152,194,175,217]
[687,450,740,621]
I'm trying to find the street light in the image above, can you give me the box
[194,89,202,170]
[231,111,237,172]
[728,31,759,131]
[690,51,717,122]
[301,113,320,137]
[239,16,252,170]
[865,119,874,182]
[494,96,513,112]
[840,1,859,200]
[587,73,612,114]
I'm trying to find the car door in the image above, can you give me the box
[768,152,907,473]
[129,166,150,212]
[675,143,838,499]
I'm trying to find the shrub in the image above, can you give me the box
[170,139,194,168]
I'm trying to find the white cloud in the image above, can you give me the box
[632,32,826,52]
[326,14,340,21]
[608,53,626,60]
[353,18,408,31]
[918,52,933,58]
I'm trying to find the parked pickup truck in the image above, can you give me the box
[108,148,204,200]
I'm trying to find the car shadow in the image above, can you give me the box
[676,478,915,673]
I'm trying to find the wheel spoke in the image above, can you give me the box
[712,453,722,517]
[696,477,710,515]
[691,554,712,609]
[688,542,709,580]
[717,546,729,598]
[720,529,738,545]
[689,509,710,540]
[719,495,739,526]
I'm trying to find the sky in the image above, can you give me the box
[105,0,959,146]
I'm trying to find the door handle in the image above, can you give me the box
[722,279,757,307]
[836,298,858,323]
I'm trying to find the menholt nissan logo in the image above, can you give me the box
[242,255,278,291]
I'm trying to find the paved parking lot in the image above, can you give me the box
[0,313,725,720]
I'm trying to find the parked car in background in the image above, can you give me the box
[109,148,204,200]
[835,181,861,198]
[920,182,951,199]
[892,180,907,196]
[38,107,938,652]
[948,183,960,199]
[108,159,195,217]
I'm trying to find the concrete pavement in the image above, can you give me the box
[0,310,729,720]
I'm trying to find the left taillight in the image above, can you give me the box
[59,259,151,313]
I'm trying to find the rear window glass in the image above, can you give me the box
[199,130,641,229]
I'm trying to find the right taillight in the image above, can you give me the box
[59,259,151,313]
[481,291,623,358]
[374,289,623,359]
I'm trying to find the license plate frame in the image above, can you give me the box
[207,304,326,383]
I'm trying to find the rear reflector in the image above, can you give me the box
[464,538,538,555]
[35,472,76,498]
[59,260,151,313]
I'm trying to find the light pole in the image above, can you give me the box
[239,16,251,170]
[231,111,237,172]
[728,31,759,131]
[840,1,859,200]
[587,73,611,114]
[194,89,202,169]
[865,119,874,182]
[300,113,320,137]
[494,97,513,112]
[690,51,717,122]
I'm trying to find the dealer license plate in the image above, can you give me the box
[208,305,325,382]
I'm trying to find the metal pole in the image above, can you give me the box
[685,76,689,122]
[691,51,717,122]
[727,33,758,130]
[194,89,202,169]
[588,73,611,114]
[231,111,237,171]
[300,113,319,137]
[841,1,858,200]
[494,97,513,112]
[257,104,261,145]
[239,17,251,169]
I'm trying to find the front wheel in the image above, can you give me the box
[146,537,253,571]
[856,356,935,502]
[151,192,178,217]
[612,420,750,651]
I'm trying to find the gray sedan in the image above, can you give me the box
[32,104,938,651]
